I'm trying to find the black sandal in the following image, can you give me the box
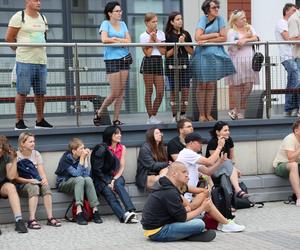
[93,111,101,126]
[27,219,41,230]
[47,217,61,227]
[113,119,124,125]
[236,190,250,199]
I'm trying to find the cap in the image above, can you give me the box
[185,132,203,144]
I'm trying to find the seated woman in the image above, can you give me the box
[0,136,27,234]
[136,128,169,191]
[205,121,248,199]
[91,125,138,223]
[55,138,102,225]
[15,132,61,229]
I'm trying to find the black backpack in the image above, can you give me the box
[211,174,234,219]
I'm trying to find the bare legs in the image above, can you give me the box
[143,74,164,117]
[0,183,22,215]
[97,70,128,122]
[16,94,45,122]
[196,82,216,121]
[287,162,300,199]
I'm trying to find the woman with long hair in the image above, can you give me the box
[91,125,138,223]
[136,127,169,191]
[94,1,131,126]
[206,121,248,198]
[165,12,194,122]
[227,10,259,120]
[191,0,235,122]
[140,12,166,124]
[15,132,61,229]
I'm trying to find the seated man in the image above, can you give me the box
[177,132,245,232]
[141,162,216,242]
[273,119,300,206]
[0,136,27,234]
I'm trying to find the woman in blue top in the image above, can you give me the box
[94,1,132,126]
[191,0,235,122]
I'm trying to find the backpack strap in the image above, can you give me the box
[21,10,47,40]
[21,10,25,23]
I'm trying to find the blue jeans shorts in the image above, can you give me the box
[16,62,47,95]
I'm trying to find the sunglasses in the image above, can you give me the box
[210,5,220,10]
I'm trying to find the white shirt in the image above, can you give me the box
[139,30,165,56]
[177,148,202,202]
[288,11,300,59]
[275,18,293,62]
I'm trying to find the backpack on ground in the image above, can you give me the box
[65,198,93,222]
[211,174,234,219]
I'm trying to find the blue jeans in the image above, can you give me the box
[149,218,205,242]
[16,62,47,95]
[282,59,300,111]
[101,175,135,222]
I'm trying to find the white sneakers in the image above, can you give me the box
[217,219,245,233]
[147,116,162,124]
[124,211,139,224]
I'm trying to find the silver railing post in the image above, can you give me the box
[264,42,271,119]
[173,43,180,120]
[74,43,81,126]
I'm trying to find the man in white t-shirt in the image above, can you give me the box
[273,119,300,206]
[5,0,53,130]
[275,3,298,117]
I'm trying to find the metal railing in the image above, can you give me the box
[0,40,299,128]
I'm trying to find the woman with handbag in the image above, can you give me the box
[191,0,235,122]
[94,1,132,126]
[226,10,259,120]
[140,12,166,124]
[15,132,61,229]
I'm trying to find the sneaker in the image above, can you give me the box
[15,120,29,130]
[180,113,186,120]
[150,116,163,124]
[296,199,300,206]
[129,214,139,224]
[93,210,103,224]
[124,211,135,223]
[35,118,53,129]
[171,116,177,123]
[228,109,237,120]
[185,230,216,242]
[15,219,28,233]
[217,219,245,233]
[291,108,298,117]
[76,212,88,225]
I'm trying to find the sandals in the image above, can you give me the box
[47,217,61,227]
[199,115,208,122]
[206,115,215,121]
[113,119,124,125]
[236,190,250,199]
[93,111,101,126]
[27,219,41,230]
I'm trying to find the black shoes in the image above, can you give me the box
[35,118,53,129]
[93,211,103,224]
[15,120,29,130]
[185,230,216,242]
[76,212,88,225]
[15,219,28,233]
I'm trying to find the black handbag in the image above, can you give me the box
[123,53,133,65]
[252,45,264,72]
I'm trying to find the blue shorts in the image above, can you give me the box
[16,62,47,95]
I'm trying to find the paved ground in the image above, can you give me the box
[0,201,299,250]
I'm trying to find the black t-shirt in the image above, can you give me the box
[167,136,185,161]
[205,137,234,159]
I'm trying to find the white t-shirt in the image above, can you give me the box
[289,11,300,59]
[17,150,43,167]
[273,133,300,167]
[139,30,165,56]
[177,148,202,202]
[8,11,48,64]
[275,19,293,62]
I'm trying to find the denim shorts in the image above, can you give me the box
[105,57,130,74]
[16,62,47,95]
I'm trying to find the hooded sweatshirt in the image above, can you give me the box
[141,176,187,230]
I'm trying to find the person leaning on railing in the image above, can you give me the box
[140,12,166,125]
[93,1,132,126]
[226,10,259,120]
[165,11,194,123]
[191,0,236,122]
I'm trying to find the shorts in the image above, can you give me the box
[167,67,191,91]
[105,56,131,74]
[140,56,163,75]
[16,62,47,95]
[18,183,52,198]
[275,162,300,178]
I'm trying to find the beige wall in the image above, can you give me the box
[41,139,280,189]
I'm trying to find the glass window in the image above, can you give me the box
[72,13,104,26]
[71,0,106,11]
[127,0,163,13]
[72,27,99,40]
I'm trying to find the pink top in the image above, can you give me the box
[108,143,123,160]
